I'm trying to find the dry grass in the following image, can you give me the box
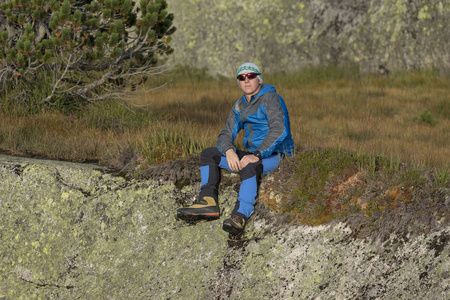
[0,68,448,172]
[282,84,449,168]
[138,71,449,169]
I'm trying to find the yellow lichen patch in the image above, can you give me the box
[259,179,283,211]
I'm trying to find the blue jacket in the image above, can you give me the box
[217,84,294,158]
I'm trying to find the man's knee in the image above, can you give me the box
[240,162,263,180]
[201,147,221,164]
[201,147,217,156]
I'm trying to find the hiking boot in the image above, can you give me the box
[222,214,246,235]
[177,196,220,221]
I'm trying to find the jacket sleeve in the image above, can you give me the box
[217,103,242,155]
[257,93,289,158]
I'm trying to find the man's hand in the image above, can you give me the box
[239,154,260,169]
[226,149,241,172]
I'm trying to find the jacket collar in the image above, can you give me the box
[240,84,276,103]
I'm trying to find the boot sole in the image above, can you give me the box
[177,211,220,222]
[222,222,243,235]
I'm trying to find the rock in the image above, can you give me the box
[168,0,450,75]
[0,155,448,299]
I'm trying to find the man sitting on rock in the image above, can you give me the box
[177,62,294,235]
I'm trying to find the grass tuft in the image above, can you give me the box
[434,167,449,187]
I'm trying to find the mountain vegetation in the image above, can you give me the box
[0,0,175,110]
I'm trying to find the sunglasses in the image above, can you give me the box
[237,73,260,81]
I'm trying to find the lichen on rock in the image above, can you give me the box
[0,155,448,299]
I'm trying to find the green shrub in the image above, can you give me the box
[413,109,437,126]
[0,0,176,111]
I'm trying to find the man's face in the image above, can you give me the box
[238,73,261,98]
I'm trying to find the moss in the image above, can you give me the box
[270,148,360,224]
[259,147,448,242]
